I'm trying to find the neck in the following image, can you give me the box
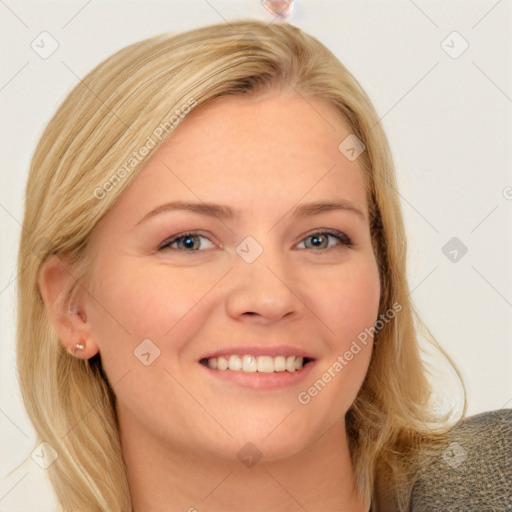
[119,408,370,512]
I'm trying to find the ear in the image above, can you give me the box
[38,254,99,359]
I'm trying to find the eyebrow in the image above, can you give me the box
[134,199,366,227]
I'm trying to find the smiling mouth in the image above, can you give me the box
[199,355,315,373]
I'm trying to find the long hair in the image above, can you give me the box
[15,19,466,511]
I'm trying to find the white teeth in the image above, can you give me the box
[274,356,286,372]
[242,355,258,372]
[228,355,242,371]
[204,354,308,373]
[217,356,229,370]
[257,355,274,373]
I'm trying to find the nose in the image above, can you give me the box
[224,246,300,324]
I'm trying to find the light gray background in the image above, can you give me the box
[1,1,511,510]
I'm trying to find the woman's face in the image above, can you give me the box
[85,91,381,461]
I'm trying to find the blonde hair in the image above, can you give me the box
[15,19,466,512]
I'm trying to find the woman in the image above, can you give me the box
[16,19,510,512]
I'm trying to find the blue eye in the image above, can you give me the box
[158,229,352,252]
[296,230,353,250]
[158,232,215,252]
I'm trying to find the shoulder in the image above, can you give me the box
[410,408,512,512]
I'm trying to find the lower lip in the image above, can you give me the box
[199,360,316,390]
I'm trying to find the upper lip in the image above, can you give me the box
[199,345,317,361]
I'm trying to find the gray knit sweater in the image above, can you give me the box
[410,408,512,512]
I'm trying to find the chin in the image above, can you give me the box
[207,424,316,465]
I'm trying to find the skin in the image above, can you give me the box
[40,91,381,511]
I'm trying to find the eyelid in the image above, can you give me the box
[295,228,353,249]
[158,231,218,251]
[158,228,353,252]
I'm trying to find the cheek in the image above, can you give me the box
[312,257,381,348]
[88,257,209,337]
[307,260,380,409]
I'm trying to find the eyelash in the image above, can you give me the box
[158,229,353,253]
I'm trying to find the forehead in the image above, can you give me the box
[112,92,369,225]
